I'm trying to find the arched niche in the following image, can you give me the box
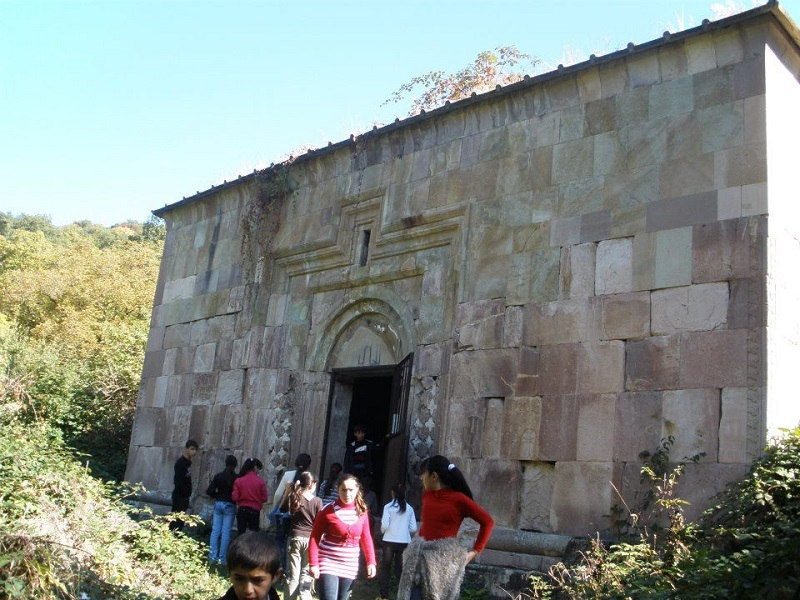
[308,291,415,371]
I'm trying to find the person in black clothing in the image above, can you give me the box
[215,530,283,600]
[343,424,374,479]
[207,454,238,565]
[169,438,198,532]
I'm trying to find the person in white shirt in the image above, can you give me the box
[378,483,417,600]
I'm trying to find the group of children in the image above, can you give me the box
[213,453,494,600]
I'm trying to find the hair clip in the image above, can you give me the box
[447,463,455,471]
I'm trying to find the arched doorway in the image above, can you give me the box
[313,303,414,506]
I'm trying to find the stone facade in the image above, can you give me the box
[127,3,800,550]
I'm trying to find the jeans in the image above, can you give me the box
[285,536,313,600]
[208,501,236,564]
[237,506,261,533]
[318,573,353,600]
[378,541,407,598]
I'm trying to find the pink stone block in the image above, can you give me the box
[577,341,625,394]
[539,395,579,461]
[600,292,651,340]
[625,335,681,391]
[538,344,579,395]
[680,329,748,388]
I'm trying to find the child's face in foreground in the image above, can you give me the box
[230,566,280,600]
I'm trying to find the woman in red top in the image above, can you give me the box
[309,473,376,600]
[397,455,494,600]
[232,458,268,533]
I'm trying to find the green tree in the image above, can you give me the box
[385,45,540,115]
[0,214,162,479]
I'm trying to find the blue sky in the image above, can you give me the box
[2,0,797,226]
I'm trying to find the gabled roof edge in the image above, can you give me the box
[153,0,800,220]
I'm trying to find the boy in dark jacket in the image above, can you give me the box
[215,530,283,600]
[169,439,198,532]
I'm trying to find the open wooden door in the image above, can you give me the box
[381,352,413,502]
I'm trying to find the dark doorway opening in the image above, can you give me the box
[321,354,413,508]
[347,375,392,501]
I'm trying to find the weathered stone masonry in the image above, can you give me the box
[127,3,800,563]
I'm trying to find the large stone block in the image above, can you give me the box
[415,342,450,377]
[463,458,521,528]
[193,342,217,373]
[449,349,518,399]
[658,154,715,200]
[692,217,760,282]
[163,275,197,303]
[621,118,666,170]
[577,341,625,394]
[666,112,703,162]
[126,445,168,490]
[595,238,633,295]
[524,297,600,346]
[673,462,750,522]
[713,142,767,188]
[537,344,579,396]
[552,137,594,184]
[651,282,729,334]
[662,388,720,461]
[216,369,245,405]
[654,226,693,289]
[600,292,651,340]
[170,405,193,447]
[625,335,681,391]
[503,305,524,348]
[559,243,596,299]
[614,391,664,461]
[649,76,694,120]
[647,193,717,232]
[520,462,556,532]
[130,407,159,446]
[503,395,541,460]
[680,329,747,388]
[720,387,749,463]
[551,461,616,536]
[576,394,616,461]
[192,373,218,405]
[538,395,579,461]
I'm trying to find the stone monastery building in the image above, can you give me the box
[127,1,800,573]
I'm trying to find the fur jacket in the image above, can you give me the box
[396,536,469,600]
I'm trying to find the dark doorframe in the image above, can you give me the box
[320,354,414,506]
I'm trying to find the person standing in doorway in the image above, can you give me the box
[396,455,494,600]
[169,439,198,532]
[207,454,239,566]
[233,458,268,533]
[309,473,376,600]
[343,425,374,480]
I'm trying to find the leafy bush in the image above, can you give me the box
[0,213,163,479]
[0,416,227,599]
[527,428,800,599]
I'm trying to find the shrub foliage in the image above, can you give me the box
[528,428,800,599]
[0,416,227,599]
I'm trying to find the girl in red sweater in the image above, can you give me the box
[309,473,376,600]
[233,458,268,533]
[398,455,494,600]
